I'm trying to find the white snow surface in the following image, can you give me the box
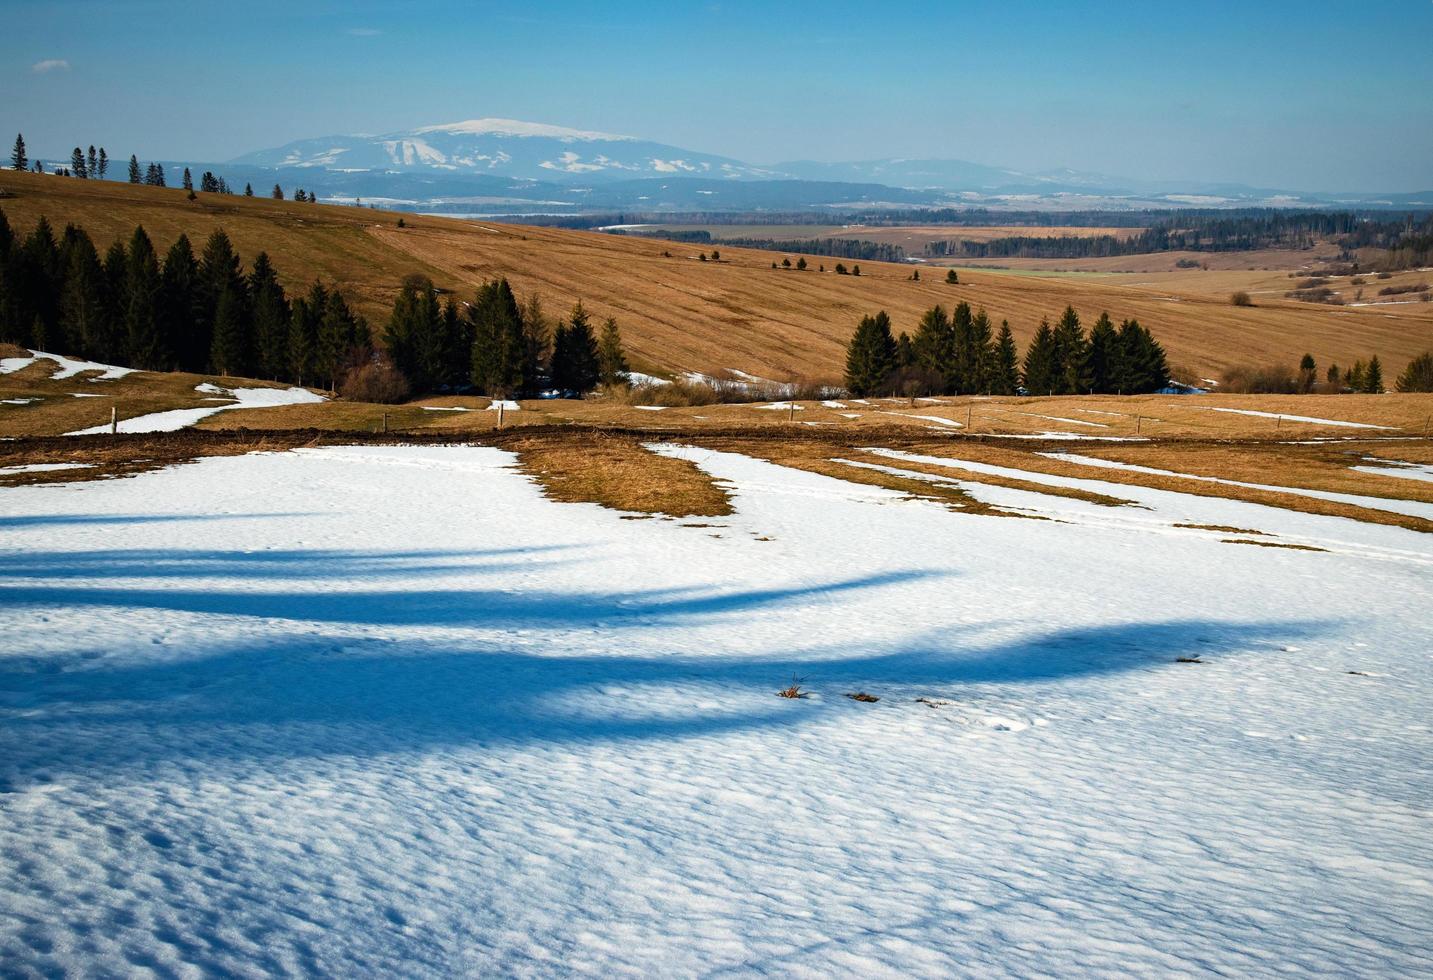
[1202,407,1395,429]
[1,444,1431,976]
[66,385,325,435]
[0,350,134,381]
[1044,451,1433,522]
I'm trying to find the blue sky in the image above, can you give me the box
[4,0,1431,191]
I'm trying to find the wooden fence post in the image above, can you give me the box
[110,406,117,435]
[497,401,505,429]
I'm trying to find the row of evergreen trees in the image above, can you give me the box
[845,303,1169,397]
[0,209,368,386]
[384,275,630,398]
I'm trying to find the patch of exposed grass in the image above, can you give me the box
[1174,523,1269,535]
[1220,538,1327,552]
[508,433,732,517]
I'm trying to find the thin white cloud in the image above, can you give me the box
[32,59,70,73]
[345,28,382,37]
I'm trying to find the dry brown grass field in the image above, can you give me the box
[3,170,1430,383]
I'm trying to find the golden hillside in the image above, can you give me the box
[2,169,1429,380]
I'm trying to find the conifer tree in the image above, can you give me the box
[195,230,243,373]
[87,146,98,178]
[911,304,954,385]
[1022,319,1058,395]
[1395,352,1433,393]
[895,331,917,370]
[19,217,63,347]
[1051,305,1089,394]
[272,184,284,200]
[384,274,443,393]
[1298,353,1317,393]
[248,252,290,380]
[990,321,1019,395]
[98,148,108,179]
[1364,355,1384,394]
[183,168,194,191]
[158,235,198,371]
[316,289,366,391]
[518,293,549,392]
[1348,359,1366,392]
[843,311,897,396]
[470,278,528,396]
[11,133,27,171]
[128,155,141,183]
[209,286,248,377]
[1085,312,1118,394]
[288,282,326,386]
[946,269,958,284]
[60,231,106,358]
[123,227,165,369]
[244,183,253,197]
[71,148,88,178]
[1113,319,1169,394]
[597,316,629,387]
[969,307,994,393]
[549,301,600,395]
[95,240,129,362]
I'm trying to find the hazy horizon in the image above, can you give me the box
[4,0,1432,192]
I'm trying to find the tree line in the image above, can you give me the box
[0,208,632,401]
[383,275,629,399]
[0,209,368,387]
[924,210,1433,265]
[845,303,1169,397]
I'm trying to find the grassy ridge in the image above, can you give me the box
[2,169,1430,381]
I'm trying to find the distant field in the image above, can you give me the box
[629,224,1143,246]
[2,169,1429,383]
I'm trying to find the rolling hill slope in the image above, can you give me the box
[2,169,1428,381]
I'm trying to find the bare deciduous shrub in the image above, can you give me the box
[777,676,807,699]
[339,357,411,403]
[1168,364,1203,388]
[1377,282,1430,297]
[846,692,880,703]
[1230,291,1253,306]
[1219,364,1298,394]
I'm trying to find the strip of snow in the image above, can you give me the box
[625,372,672,387]
[1014,411,1107,428]
[0,462,93,475]
[421,406,474,412]
[633,405,667,411]
[758,402,803,411]
[1352,460,1433,485]
[1,350,135,381]
[66,385,324,435]
[1202,407,1394,430]
[485,400,520,411]
[822,400,848,409]
[879,412,962,427]
[1,397,40,405]
[1044,452,1433,521]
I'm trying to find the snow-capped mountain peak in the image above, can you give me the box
[232,118,763,182]
[412,118,634,142]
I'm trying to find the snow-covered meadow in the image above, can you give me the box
[1,444,1431,976]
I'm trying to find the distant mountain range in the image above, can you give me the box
[219,118,1432,214]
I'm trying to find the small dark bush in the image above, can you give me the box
[340,358,411,403]
[1219,364,1298,394]
[1230,291,1253,306]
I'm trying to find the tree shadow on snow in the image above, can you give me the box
[0,545,1331,784]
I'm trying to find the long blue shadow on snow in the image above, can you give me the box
[0,622,1326,786]
[0,546,577,582]
[0,512,318,530]
[0,571,931,627]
